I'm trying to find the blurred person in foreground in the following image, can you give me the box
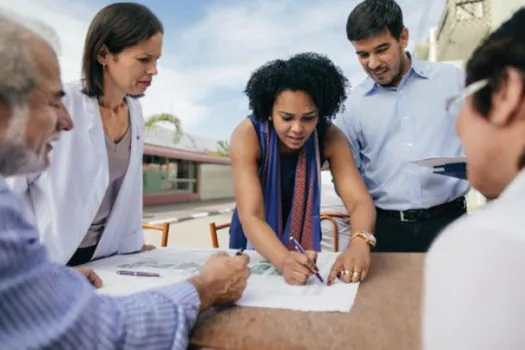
[0,14,250,349]
[423,8,525,350]
[229,52,376,286]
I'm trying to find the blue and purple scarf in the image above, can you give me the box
[229,116,322,251]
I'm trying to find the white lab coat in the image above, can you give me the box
[7,81,145,264]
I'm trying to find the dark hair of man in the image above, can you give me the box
[81,2,163,97]
[466,7,525,168]
[244,52,348,122]
[346,0,404,41]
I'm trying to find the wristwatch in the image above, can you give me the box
[350,231,377,248]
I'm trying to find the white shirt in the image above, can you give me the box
[320,170,345,211]
[423,169,525,350]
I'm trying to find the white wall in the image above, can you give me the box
[198,164,234,200]
[490,0,525,29]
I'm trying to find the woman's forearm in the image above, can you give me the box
[241,216,290,271]
[347,200,376,248]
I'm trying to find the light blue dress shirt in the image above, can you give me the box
[335,58,470,211]
[0,175,201,349]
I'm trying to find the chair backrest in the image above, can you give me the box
[142,223,171,247]
[209,222,231,248]
[208,211,349,251]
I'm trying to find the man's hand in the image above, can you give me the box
[76,267,103,288]
[189,251,251,312]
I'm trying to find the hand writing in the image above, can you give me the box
[280,251,318,285]
[190,251,251,312]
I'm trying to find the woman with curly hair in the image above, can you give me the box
[229,52,377,286]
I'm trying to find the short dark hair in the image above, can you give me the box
[466,8,525,168]
[346,0,404,41]
[81,2,163,97]
[244,52,348,121]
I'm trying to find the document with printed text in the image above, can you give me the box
[84,247,360,312]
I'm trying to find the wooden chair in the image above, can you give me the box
[142,223,171,247]
[209,212,350,252]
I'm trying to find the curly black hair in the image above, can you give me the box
[244,52,349,121]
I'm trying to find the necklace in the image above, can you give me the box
[97,97,126,114]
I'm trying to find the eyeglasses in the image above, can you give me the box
[445,79,489,112]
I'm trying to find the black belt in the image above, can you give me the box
[377,196,466,222]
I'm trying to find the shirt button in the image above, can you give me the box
[406,142,413,147]
[403,116,409,120]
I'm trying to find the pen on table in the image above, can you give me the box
[288,237,324,283]
[116,270,160,277]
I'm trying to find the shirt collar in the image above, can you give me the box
[364,51,430,95]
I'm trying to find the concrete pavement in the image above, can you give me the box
[143,199,235,225]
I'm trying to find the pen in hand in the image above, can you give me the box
[235,248,245,256]
[288,237,324,283]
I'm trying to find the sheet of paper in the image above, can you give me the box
[411,156,466,168]
[411,156,467,179]
[83,247,359,312]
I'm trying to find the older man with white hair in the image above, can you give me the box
[0,13,250,350]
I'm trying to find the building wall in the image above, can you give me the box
[490,0,525,29]
[198,164,235,200]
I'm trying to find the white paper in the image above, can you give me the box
[83,247,359,312]
[411,156,466,168]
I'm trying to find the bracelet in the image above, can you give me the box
[350,231,377,248]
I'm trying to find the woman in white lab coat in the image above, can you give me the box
[423,9,525,350]
[8,3,163,265]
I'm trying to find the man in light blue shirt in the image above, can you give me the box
[0,14,250,349]
[335,0,469,252]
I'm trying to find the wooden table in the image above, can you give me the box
[190,253,424,350]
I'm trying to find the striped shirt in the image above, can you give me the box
[0,175,200,349]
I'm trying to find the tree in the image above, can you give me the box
[144,113,183,143]
[215,139,231,157]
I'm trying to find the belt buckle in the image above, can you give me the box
[400,211,415,222]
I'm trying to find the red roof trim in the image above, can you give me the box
[144,143,231,165]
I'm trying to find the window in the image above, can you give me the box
[143,155,199,195]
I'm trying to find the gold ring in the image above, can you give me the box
[341,270,351,276]
[353,271,361,276]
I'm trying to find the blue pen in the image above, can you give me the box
[289,236,324,283]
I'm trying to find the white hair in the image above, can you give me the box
[0,9,60,109]
[0,10,60,176]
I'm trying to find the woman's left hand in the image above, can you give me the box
[141,244,156,252]
[327,238,371,285]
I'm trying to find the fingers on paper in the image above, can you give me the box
[289,271,309,285]
[327,261,342,286]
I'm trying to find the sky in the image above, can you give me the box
[0,0,445,141]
